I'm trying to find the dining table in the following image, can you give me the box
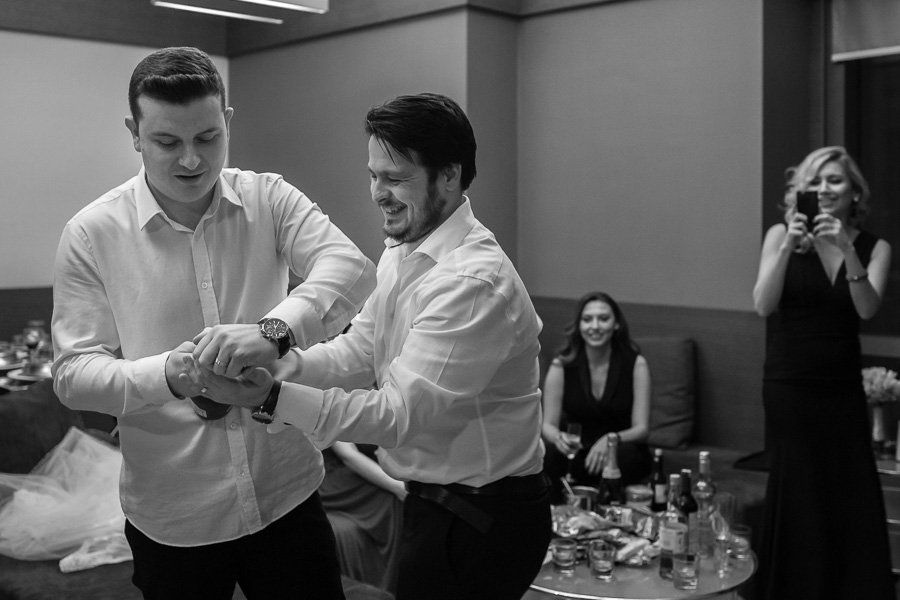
[527,552,756,600]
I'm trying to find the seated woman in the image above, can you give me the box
[541,291,652,503]
[318,441,405,594]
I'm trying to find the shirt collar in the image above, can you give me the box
[135,167,244,230]
[385,196,475,263]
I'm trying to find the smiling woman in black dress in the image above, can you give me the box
[540,291,652,503]
[753,146,894,599]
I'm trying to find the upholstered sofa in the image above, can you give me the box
[633,336,768,525]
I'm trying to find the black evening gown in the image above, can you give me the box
[758,230,894,599]
[545,346,651,502]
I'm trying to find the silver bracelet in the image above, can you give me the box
[846,272,868,283]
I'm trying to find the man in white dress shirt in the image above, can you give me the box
[51,46,375,599]
[202,93,551,600]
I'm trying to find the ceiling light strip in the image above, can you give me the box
[234,0,327,13]
[151,1,284,24]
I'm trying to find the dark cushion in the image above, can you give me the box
[635,336,696,449]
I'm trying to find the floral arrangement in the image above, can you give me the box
[862,366,900,405]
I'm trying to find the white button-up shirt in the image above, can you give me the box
[51,167,375,546]
[274,200,545,487]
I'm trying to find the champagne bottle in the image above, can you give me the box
[693,450,717,557]
[658,473,687,580]
[678,469,699,555]
[649,448,667,512]
[598,432,626,505]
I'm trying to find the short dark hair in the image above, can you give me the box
[364,93,477,190]
[128,47,226,122]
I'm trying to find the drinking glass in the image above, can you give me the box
[713,492,735,522]
[588,540,616,581]
[729,524,752,561]
[564,423,582,484]
[713,535,730,577]
[710,492,735,576]
[673,553,700,590]
[551,538,578,574]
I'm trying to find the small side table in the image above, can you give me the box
[527,553,756,600]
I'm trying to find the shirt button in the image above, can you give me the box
[230,423,237,430]
[201,282,209,289]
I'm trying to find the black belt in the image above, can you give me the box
[405,474,549,534]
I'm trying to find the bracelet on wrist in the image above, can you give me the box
[846,272,868,283]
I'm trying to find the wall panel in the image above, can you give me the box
[227,11,469,264]
[0,32,228,289]
[517,0,763,311]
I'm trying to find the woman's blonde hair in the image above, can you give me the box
[783,146,871,228]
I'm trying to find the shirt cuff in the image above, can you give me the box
[264,298,327,351]
[124,352,181,413]
[266,381,325,435]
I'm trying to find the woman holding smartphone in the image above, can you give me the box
[753,146,894,599]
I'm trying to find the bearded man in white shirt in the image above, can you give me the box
[51,46,375,600]
[201,93,552,600]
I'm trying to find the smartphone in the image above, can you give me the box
[796,190,819,231]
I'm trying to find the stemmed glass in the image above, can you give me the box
[563,423,583,484]
[711,492,735,577]
[23,326,44,364]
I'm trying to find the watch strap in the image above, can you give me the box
[252,380,282,424]
[274,335,291,359]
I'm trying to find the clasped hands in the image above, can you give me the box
[164,324,277,409]
[787,211,852,252]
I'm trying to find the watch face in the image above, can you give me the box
[261,318,288,339]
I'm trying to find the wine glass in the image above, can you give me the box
[564,423,582,484]
[22,321,48,364]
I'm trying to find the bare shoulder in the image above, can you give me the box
[760,223,788,251]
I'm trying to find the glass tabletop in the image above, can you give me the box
[530,553,756,600]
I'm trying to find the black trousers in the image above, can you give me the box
[125,492,345,600]
[395,482,552,600]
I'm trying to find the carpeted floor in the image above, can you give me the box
[0,555,392,600]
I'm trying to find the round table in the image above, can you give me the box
[529,553,756,600]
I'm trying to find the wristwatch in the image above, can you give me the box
[252,380,282,424]
[258,318,294,358]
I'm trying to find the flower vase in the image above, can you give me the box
[872,404,886,457]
